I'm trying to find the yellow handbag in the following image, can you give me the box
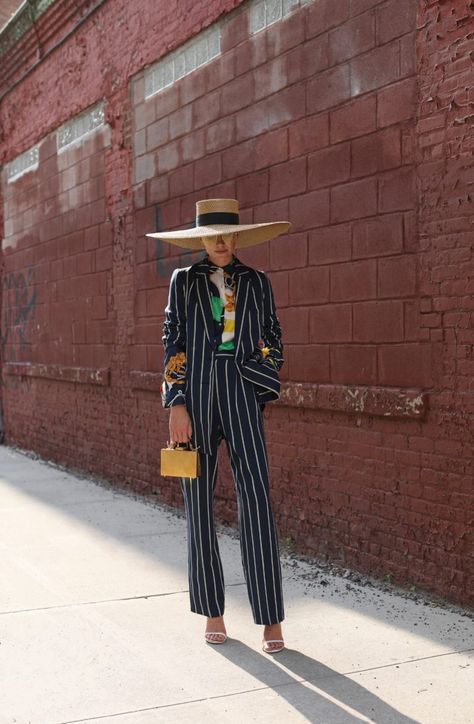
[160,441,201,479]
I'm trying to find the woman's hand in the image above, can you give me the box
[169,405,193,444]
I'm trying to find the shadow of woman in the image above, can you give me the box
[210,639,419,723]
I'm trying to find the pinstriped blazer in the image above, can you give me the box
[162,254,284,455]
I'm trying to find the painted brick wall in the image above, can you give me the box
[3,125,111,364]
[0,0,472,608]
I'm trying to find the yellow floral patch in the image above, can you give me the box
[164,351,186,384]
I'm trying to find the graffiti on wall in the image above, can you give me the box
[1,266,37,360]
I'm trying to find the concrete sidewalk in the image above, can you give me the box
[0,445,472,724]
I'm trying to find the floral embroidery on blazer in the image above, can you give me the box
[161,268,188,408]
[164,351,186,385]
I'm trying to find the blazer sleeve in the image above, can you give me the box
[161,268,188,408]
[257,272,284,373]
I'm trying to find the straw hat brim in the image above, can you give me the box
[146,221,291,250]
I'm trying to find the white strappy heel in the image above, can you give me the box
[262,638,285,653]
[205,631,228,644]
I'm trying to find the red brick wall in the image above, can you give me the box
[0,0,473,608]
[413,0,474,602]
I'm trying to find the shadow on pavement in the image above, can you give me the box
[209,639,419,724]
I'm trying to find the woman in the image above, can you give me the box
[147,198,291,653]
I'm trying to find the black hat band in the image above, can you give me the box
[196,211,240,227]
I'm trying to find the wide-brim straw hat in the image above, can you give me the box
[146,198,291,249]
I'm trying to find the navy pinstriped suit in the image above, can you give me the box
[162,254,285,625]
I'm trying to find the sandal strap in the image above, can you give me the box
[263,639,284,644]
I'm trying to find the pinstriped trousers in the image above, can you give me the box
[179,351,285,626]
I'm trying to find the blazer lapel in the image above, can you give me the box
[233,272,250,362]
[195,271,215,344]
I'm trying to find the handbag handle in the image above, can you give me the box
[166,440,199,451]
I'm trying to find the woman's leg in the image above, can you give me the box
[180,448,225,618]
[215,357,285,626]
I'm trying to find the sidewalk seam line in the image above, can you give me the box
[0,582,247,616]
[55,648,474,723]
